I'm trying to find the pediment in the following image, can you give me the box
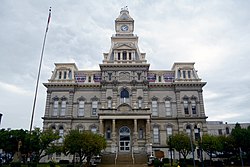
[113,43,136,50]
[117,103,132,112]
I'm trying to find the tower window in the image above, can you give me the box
[92,101,98,116]
[122,51,127,60]
[59,71,62,79]
[53,100,59,116]
[188,71,191,78]
[184,99,189,114]
[191,100,197,114]
[118,52,121,60]
[129,52,132,60]
[152,100,158,116]
[183,71,186,79]
[64,71,67,79]
[60,100,66,116]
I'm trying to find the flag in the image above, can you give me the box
[46,7,51,32]
[75,73,86,83]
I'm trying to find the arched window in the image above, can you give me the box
[120,89,129,104]
[59,126,64,143]
[226,127,230,134]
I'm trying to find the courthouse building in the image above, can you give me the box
[42,7,208,160]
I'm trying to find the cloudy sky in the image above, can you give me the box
[1,0,250,129]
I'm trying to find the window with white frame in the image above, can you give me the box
[139,128,143,139]
[165,100,171,116]
[153,127,159,143]
[138,98,142,108]
[92,101,98,116]
[53,100,59,116]
[152,100,158,116]
[167,127,173,136]
[191,100,197,115]
[120,89,129,104]
[58,126,64,143]
[60,100,66,116]
[78,100,85,116]
[183,99,189,114]
[107,99,112,108]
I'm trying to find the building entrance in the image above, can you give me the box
[119,126,130,152]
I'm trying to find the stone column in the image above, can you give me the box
[111,119,116,153]
[133,119,138,152]
[146,119,152,154]
[99,119,104,136]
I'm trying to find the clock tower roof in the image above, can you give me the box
[116,6,134,21]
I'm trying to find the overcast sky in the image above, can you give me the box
[1,0,250,129]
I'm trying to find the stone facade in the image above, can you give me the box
[42,8,207,162]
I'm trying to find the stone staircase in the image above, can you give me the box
[99,152,148,166]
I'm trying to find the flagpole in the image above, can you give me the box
[29,7,52,133]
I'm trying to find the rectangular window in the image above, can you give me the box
[158,76,162,82]
[88,76,91,82]
[183,71,186,78]
[58,72,62,79]
[59,128,64,143]
[92,101,98,116]
[78,101,85,116]
[139,128,143,139]
[153,127,159,143]
[152,101,158,116]
[138,99,142,108]
[165,100,171,116]
[60,100,66,116]
[191,100,196,114]
[184,100,189,114]
[106,128,111,139]
[167,127,172,136]
[118,52,120,60]
[188,71,191,78]
[64,71,67,79]
[108,99,112,108]
[129,52,132,60]
[218,129,222,135]
[137,73,141,80]
[53,101,58,116]
[108,73,112,81]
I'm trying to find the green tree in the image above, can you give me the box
[201,134,220,164]
[171,133,192,163]
[63,130,107,166]
[27,128,61,163]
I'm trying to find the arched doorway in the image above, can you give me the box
[119,126,130,152]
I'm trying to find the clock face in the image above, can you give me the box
[121,25,129,31]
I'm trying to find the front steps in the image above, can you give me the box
[99,152,148,166]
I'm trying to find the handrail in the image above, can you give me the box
[131,147,134,164]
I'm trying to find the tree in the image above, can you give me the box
[201,134,220,164]
[170,133,192,163]
[63,130,107,166]
[27,128,61,163]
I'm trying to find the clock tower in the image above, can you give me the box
[115,6,134,35]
